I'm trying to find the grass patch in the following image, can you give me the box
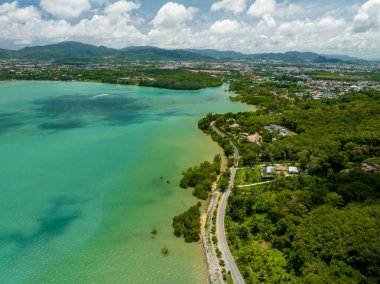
[306,71,357,81]
[235,166,262,186]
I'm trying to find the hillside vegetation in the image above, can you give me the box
[0,67,223,90]
[199,87,380,283]
[0,41,361,63]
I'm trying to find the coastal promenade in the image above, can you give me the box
[210,122,245,284]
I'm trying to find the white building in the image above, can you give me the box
[266,166,275,175]
[288,166,299,174]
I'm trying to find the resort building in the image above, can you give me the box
[288,166,299,174]
[266,166,276,175]
[247,132,262,144]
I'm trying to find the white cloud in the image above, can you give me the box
[147,2,197,46]
[210,19,240,34]
[67,1,143,45]
[0,1,40,23]
[276,3,304,19]
[0,1,17,14]
[248,0,276,17]
[152,2,196,29]
[40,0,91,19]
[0,0,379,59]
[211,0,247,15]
[276,20,307,36]
[0,0,143,48]
[260,14,276,28]
[353,0,380,32]
[104,1,140,16]
[318,17,345,29]
[146,27,195,48]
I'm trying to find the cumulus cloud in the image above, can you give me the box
[0,1,40,23]
[104,1,140,16]
[353,0,380,32]
[152,2,196,29]
[0,0,69,44]
[260,14,276,27]
[210,19,240,34]
[276,3,304,19]
[247,0,276,17]
[0,0,379,59]
[0,1,42,45]
[318,17,345,29]
[0,1,18,14]
[68,1,143,45]
[211,0,247,15]
[146,2,198,49]
[0,0,143,47]
[40,0,91,19]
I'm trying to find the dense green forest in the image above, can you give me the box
[180,155,221,200]
[363,71,380,82]
[304,71,357,81]
[229,78,302,112]
[202,89,380,171]
[199,84,380,282]
[137,69,222,90]
[227,173,379,283]
[0,68,223,90]
[172,155,222,243]
[172,203,202,243]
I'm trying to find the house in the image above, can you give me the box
[247,132,262,144]
[362,162,380,173]
[229,123,240,129]
[288,166,299,174]
[264,124,290,136]
[276,165,288,172]
[266,166,275,175]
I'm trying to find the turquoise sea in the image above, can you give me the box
[0,81,250,283]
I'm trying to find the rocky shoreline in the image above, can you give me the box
[202,191,224,284]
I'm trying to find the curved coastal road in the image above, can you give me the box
[211,122,245,284]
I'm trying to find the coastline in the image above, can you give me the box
[202,190,224,284]
[0,81,250,283]
[0,78,223,91]
[199,133,228,283]
[197,98,253,283]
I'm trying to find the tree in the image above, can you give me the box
[293,204,380,280]
[238,244,295,283]
[173,203,201,243]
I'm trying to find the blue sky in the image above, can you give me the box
[0,0,379,59]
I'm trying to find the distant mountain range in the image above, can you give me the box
[0,41,364,63]
[187,49,362,63]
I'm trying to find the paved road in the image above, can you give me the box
[210,121,225,138]
[211,122,245,284]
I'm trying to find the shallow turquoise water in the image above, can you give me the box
[0,81,250,283]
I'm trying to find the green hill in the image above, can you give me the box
[117,46,214,61]
[0,42,213,62]
[186,49,250,60]
[0,48,16,59]
[0,41,364,63]
[15,41,117,60]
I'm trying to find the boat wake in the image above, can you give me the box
[91,94,111,99]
